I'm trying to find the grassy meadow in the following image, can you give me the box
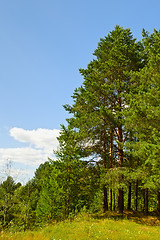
[1,212,160,240]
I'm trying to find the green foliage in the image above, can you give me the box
[0,176,21,229]
[125,29,160,193]
[36,157,100,222]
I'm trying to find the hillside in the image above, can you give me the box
[1,212,160,240]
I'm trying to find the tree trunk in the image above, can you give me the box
[109,121,113,168]
[135,180,138,211]
[118,189,124,213]
[117,124,124,213]
[127,182,132,210]
[109,123,113,212]
[118,126,123,165]
[157,191,160,215]
[102,128,108,213]
[145,188,149,214]
[3,210,6,226]
[109,188,112,211]
[113,191,116,211]
[117,96,124,213]
[143,189,145,212]
[103,186,108,212]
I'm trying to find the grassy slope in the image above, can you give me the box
[1,212,160,240]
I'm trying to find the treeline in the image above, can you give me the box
[0,161,100,230]
[0,26,160,230]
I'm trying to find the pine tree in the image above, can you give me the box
[63,26,143,213]
[125,29,160,213]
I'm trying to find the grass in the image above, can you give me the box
[1,211,160,240]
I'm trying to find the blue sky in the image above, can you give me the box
[0,0,160,182]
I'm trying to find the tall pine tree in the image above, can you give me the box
[63,26,143,212]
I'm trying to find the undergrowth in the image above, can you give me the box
[1,212,160,240]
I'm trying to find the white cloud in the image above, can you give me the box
[0,127,60,183]
[0,147,48,167]
[10,127,60,152]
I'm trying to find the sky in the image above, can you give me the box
[0,0,160,183]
